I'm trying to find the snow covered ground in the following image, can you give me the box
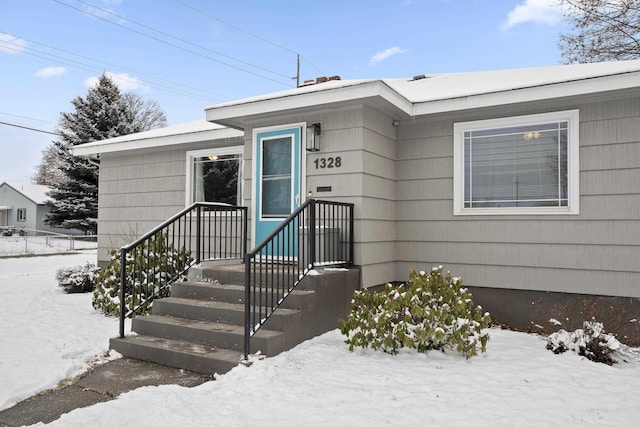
[0,251,120,412]
[1,252,640,426]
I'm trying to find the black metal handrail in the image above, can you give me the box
[118,202,248,337]
[243,199,354,359]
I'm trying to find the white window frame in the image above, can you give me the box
[185,146,244,207]
[453,110,580,215]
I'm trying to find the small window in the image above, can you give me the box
[17,208,26,222]
[186,147,243,206]
[453,110,579,215]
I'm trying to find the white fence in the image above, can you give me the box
[0,228,97,256]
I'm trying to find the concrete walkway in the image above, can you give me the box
[0,358,212,426]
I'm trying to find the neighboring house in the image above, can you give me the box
[72,60,640,339]
[0,182,53,234]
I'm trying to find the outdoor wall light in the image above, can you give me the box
[306,123,321,152]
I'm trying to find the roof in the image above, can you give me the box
[71,120,243,158]
[72,60,640,156]
[205,60,640,128]
[0,182,50,205]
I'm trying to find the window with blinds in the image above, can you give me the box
[453,111,579,215]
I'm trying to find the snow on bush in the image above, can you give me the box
[92,233,192,317]
[56,262,99,293]
[339,266,491,359]
[546,320,621,365]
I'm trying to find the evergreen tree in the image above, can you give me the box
[45,74,167,233]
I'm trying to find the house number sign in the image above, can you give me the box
[313,156,342,169]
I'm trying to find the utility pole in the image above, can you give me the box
[293,54,300,87]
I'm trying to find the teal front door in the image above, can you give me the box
[253,124,303,251]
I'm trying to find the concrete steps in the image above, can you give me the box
[110,335,241,376]
[110,263,360,376]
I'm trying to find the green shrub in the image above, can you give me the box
[57,262,99,293]
[92,233,193,317]
[339,266,491,359]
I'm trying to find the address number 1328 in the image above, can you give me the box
[313,156,342,169]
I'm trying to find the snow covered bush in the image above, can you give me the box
[546,320,621,364]
[339,266,491,359]
[56,262,99,293]
[92,233,192,317]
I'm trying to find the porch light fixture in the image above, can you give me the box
[306,123,321,152]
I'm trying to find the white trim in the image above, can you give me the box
[185,146,244,207]
[453,110,580,216]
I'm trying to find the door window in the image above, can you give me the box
[261,136,292,217]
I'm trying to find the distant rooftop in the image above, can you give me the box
[1,182,50,205]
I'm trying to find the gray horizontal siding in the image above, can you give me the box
[396,241,640,273]
[396,219,640,245]
[393,96,640,297]
[245,106,398,286]
[96,146,216,264]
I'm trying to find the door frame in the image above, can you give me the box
[251,122,307,248]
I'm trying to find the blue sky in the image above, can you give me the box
[0,0,567,182]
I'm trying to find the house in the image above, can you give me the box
[0,181,61,235]
[73,60,640,348]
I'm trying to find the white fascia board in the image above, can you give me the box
[71,126,243,157]
[205,81,413,124]
[412,71,640,116]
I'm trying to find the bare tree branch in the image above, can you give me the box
[558,0,640,63]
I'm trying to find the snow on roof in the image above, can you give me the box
[385,60,640,103]
[206,60,640,122]
[74,60,640,156]
[72,120,243,157]
[1,182,50,204]
[206,78,376,110]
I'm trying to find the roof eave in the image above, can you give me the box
[205,80,414,129]
[412,71,640,116]
[71,126,243,157]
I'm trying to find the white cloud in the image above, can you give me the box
[84,72,149,92]
[34,66,66,78]
[369,46,408,66]
[0,33,27,54]
[503,0,564,30]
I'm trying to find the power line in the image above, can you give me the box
[0,33,226,102]
[52,0,295,87]
[0,112,57,125]
[73,0,293,80]
[0,121,59,136]
[172,0,325,77]
[12,32,230,100]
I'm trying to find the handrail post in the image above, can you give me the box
[195,205,201,264]
[349,204,355,265]
[309,200,316,269]
[119,248,127,338]
[243,251,251,360]
[242,207,248,260]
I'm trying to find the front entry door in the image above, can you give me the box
[253,124,303,250]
